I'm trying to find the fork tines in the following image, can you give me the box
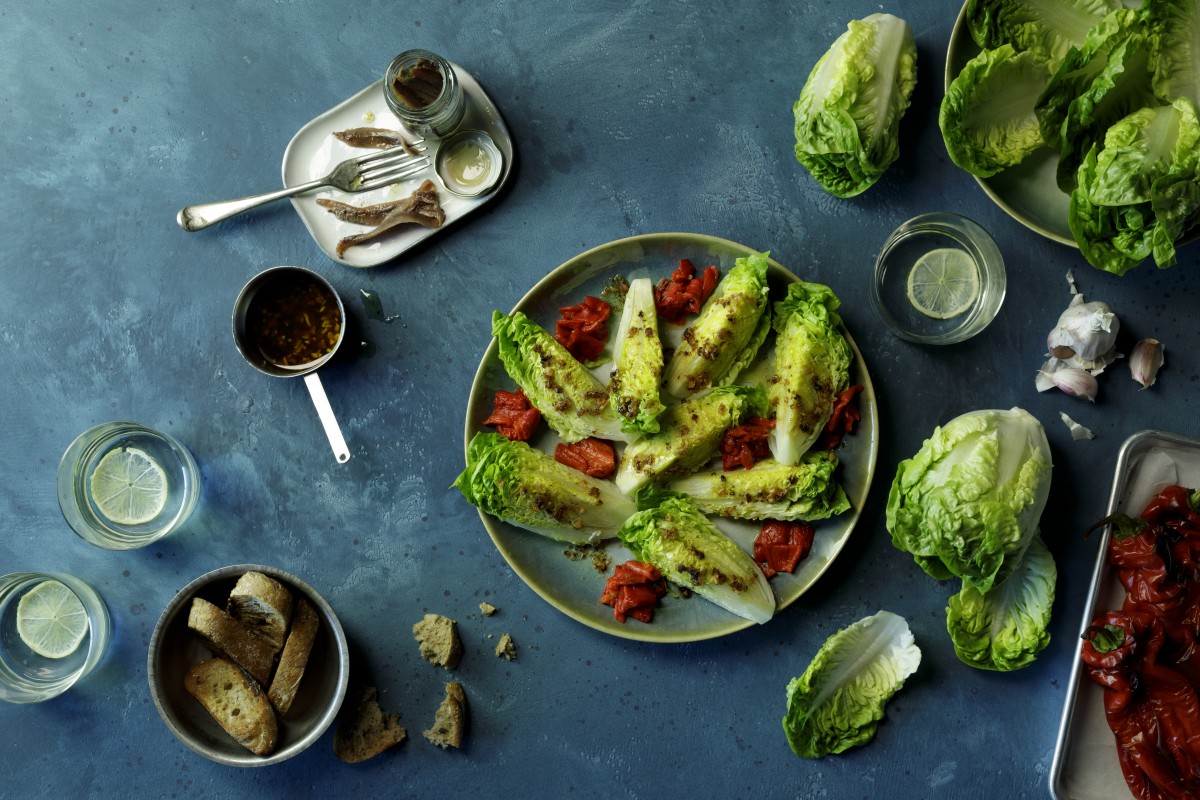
[359,157,431,190]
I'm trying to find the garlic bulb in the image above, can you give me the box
[1046,295,1119,371]
[1129,338,1164,389]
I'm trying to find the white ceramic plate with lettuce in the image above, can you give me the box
[946,3,1076,247]
[461,233,879,643]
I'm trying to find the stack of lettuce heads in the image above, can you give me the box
[886,408,1057,671]
[793,13,918,198]
[940,0,1200,274]
[455,251,857,627]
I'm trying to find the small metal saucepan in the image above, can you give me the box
[232,266,351,463]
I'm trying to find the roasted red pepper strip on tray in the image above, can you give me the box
[553,437,616,479]
[554,295,611,362]
[1081,486,1200,799]
[653,259,718,323]
[482,387,541,442]
[599,561,667,623]
[753,521,815,579]
[720,416,775,472]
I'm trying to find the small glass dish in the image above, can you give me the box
[869,212,1006,345]
[57,421,202,550]
[0,572,110,703]
[435,129,503,197]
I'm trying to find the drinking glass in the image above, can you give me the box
[0,572,110,703]
[57,421,202,550]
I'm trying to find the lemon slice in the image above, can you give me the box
[89,447,168,525]
[16,580,89,659]
[906,248,980,319]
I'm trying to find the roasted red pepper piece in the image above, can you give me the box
[753,521,815,579]
[818,384,865,450]
[482,387,541,441]
[720,416,775,471]
[1082,486,1200,798]
[600,561,667,623]
[553,437,617,479]
[555,295,611,362]
[654,259,719,323]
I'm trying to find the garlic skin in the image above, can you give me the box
[1046,295,1119,371]
[1060,412,1096,441]
[1129,338,1165,389]
[1038,366,1098,401]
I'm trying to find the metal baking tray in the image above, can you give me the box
[1050,429,1200,799]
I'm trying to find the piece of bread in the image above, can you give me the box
[268,597,320,715]
[412,613,463,669]
[423,681,466,749]
[494,633,517,661]
[333,686,406,763]
[187,597,275,685]
[184,657,278,756]
[227,571,293,653]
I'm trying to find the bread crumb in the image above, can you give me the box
[412,613,463,670]
[479,601,497,616]
[495,633,517,661]
[423,682,466,749]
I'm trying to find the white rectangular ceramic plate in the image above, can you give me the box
[1050,429,1200,799]
[282,63,513,268]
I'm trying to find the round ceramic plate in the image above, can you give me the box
[945,3,1075,247]
[462,233,879,643]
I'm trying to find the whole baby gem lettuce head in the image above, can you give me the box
[885,408,1052,593]
[792,13,917,198]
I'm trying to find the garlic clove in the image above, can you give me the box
[1038,365,1098,401]
[1129,338,1165,389]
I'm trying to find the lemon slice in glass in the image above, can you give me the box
[906,248,980,319]
[16,580,89,659]
[89,447,168,525]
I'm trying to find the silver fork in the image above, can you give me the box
[176,143,431,232]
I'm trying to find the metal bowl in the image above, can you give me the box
[147,564,349,766]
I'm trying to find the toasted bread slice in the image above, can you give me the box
[268,596,320,715]
[334,686,406,763]
[228,571,293,653]
[187,597,275,685]
[412,613,463,669]
[184,658,278,756]
[423,681,466,749]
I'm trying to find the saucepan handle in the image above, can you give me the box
[304,373,351,463]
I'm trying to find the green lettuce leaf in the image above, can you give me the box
[940,44,1053,177]
[1035,8,1141,150]
[966,0,1121,66]
[454,432,637,543]
[767,280,851,466]
[615,384,768,496]
[607,277,665,435]
[946,533,1057,671]
[616,492,774,623]
[491,310,627,443]
[662,252,770,399]
[1144,0,1200,108]
[1056,29,1157,191]
[664,453,850,521]
[792,13,917,198]
[782,610,921,758]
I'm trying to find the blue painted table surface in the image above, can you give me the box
[2,1,1196,798]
